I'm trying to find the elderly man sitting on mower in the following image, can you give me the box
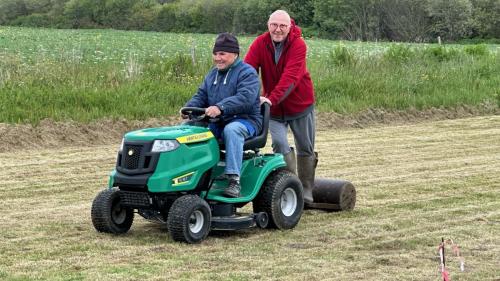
[182,33,262,198]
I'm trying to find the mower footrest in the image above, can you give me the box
[211,215,255,230]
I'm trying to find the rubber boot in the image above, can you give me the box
[297,152,318,205]
[283,147,297,175]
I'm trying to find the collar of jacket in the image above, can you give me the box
[213,57,242,85]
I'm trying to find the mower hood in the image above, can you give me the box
[123,125,213,142]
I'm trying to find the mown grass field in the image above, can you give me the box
[0,26,499,124]
[0,116,499,280]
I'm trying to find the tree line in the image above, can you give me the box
[1,0,499,42]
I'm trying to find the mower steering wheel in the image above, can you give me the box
[181,107,220,123]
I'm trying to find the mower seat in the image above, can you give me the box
[218,102,270,152]
[243,102,270,151]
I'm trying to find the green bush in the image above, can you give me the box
[423,46,460,61]
[166,54,195,77]
[330,45,357,67]
[458,38,500,44]
[463,44,489,56]
[301,26,320,39]
[11,13,52,27]
[383,44,414,63]
[155,4,178,32]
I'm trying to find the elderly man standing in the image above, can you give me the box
[244,10,317,206]
[184,33,262,198]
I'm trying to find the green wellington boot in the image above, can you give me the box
[297,152,318,205]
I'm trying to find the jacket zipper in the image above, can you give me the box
[266,39,292,121]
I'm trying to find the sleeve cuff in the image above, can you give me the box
[216,103,225,114]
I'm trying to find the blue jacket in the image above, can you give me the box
[185,58,262,134]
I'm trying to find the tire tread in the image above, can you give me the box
[253,170,303,229]
[91,188,134,234]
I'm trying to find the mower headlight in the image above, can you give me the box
[151,140,180,153]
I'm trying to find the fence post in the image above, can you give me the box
[191,41,196,66]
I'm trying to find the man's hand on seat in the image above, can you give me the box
[205,106,222,118]
[260,96,272,106]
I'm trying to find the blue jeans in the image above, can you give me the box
[222,121,251,176]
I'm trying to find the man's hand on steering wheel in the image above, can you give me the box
[179,109,189,119]
[205,106,222,118]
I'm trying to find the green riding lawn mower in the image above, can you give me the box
[91,103,356,243]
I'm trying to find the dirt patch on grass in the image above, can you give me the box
[316,103,499,130]
[0,116,178,152]
[0,105,498,152]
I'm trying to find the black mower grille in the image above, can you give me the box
[116,141,158,175]
[123,145,142,169]
[120,191,150,207]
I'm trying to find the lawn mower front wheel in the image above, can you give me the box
[167,195,211,243]
[91,188,134,234]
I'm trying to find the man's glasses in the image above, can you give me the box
[268,23,289,31]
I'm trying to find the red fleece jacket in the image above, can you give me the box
[244,21,315,119]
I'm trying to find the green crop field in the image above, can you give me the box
[1,26,498,63]
[0,26,499,124]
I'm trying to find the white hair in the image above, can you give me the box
[268,10,291,24]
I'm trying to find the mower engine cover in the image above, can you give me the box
[109,125,220,193]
